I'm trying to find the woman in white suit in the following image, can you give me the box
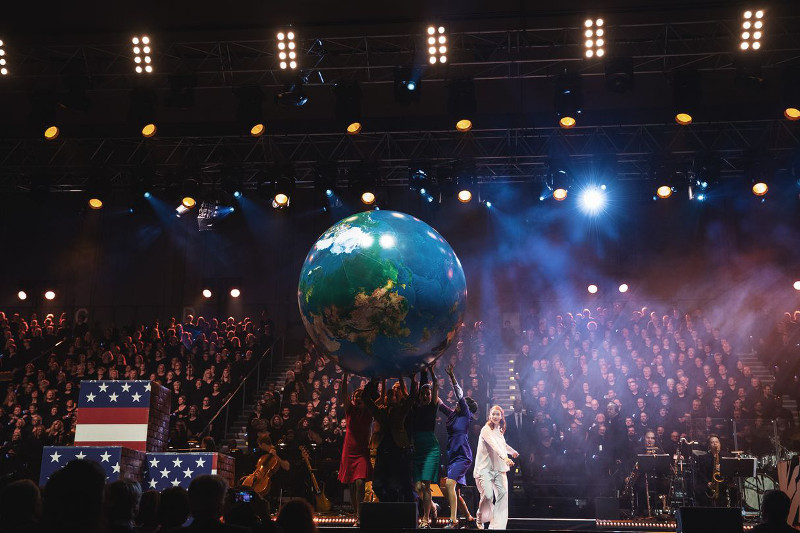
[473,404,519,529]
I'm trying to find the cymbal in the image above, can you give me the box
[731,450,744,455]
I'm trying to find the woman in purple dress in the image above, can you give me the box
[438,364,479,529]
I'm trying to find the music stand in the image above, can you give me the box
[637,454,672,476]
[637,455,672,518]
[721,457,756,479]
[721,456,756,511]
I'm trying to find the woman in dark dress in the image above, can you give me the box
[438,364,479,528]
[412,366,440,529]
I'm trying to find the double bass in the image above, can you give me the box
[240,448,281,497]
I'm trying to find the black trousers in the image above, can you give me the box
[373,438,416,503]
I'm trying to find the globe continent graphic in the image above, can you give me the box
[298,210,467,379]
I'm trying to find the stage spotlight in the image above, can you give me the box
[131,35,153,74]
[180,178,199,210]
[618,283,629,293]
[427,25,447,64]
[394,66,421,105]
[605,56,634,93]
[752,181,768,196]
[554,73,583,128]
[272,174,295,209]
[0,39,7,76]
[578,185,607,215]
[17,290,27,301]
[202,289,212,298]
[448,79,476,132]
[141,123,156,138]
[484,200,493,208]
[44,126,60,140]
[587,284,598,294]
[794,281,800,291]
[129,88,158,137]
[335,82,362,134]
[656,185,674,199]
[361,191,376,205]
[277,29,298,70]
[230,288,241,298]
[583,18,606,58]
[548,162,571,201]
[276,78,308,108]
[44,290,56,301]
[786,108,800,121]
[85,170,110,210]
[235,86,265,136]
[458,189,473,203]
[221,175,243,200]
[672,69,701,125]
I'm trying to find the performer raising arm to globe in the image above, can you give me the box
[412,364,441,529]
[439,363,479,529]
[337,372,373,526]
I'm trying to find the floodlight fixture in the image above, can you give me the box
[740,9,764,51]
[131,35,153,74]
[583,18,606,58]
[277,29,298,71]
[0,39,7,76]
[427,25,447,64]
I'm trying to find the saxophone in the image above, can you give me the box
[707,452,724,500]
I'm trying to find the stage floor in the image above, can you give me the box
[314,516,759,532]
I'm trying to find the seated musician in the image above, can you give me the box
[242,435,290,509]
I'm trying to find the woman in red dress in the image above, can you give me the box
[338,372,374,525]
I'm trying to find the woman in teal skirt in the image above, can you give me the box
[412,364,440,528]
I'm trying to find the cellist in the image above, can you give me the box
[241,435,290,504]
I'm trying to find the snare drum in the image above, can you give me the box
[743,473,776,511]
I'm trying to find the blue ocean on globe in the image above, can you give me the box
[298,210,467,378]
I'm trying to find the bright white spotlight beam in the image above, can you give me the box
[578,186,607,215]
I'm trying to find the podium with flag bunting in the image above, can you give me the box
[40,380,235,488]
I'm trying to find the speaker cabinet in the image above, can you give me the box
[360,502,417,530]
[595,497,620,519]
[676,507,743,533]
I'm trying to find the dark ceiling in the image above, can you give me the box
[0,1,798,192]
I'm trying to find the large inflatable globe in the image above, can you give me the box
[298,210,467,378]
